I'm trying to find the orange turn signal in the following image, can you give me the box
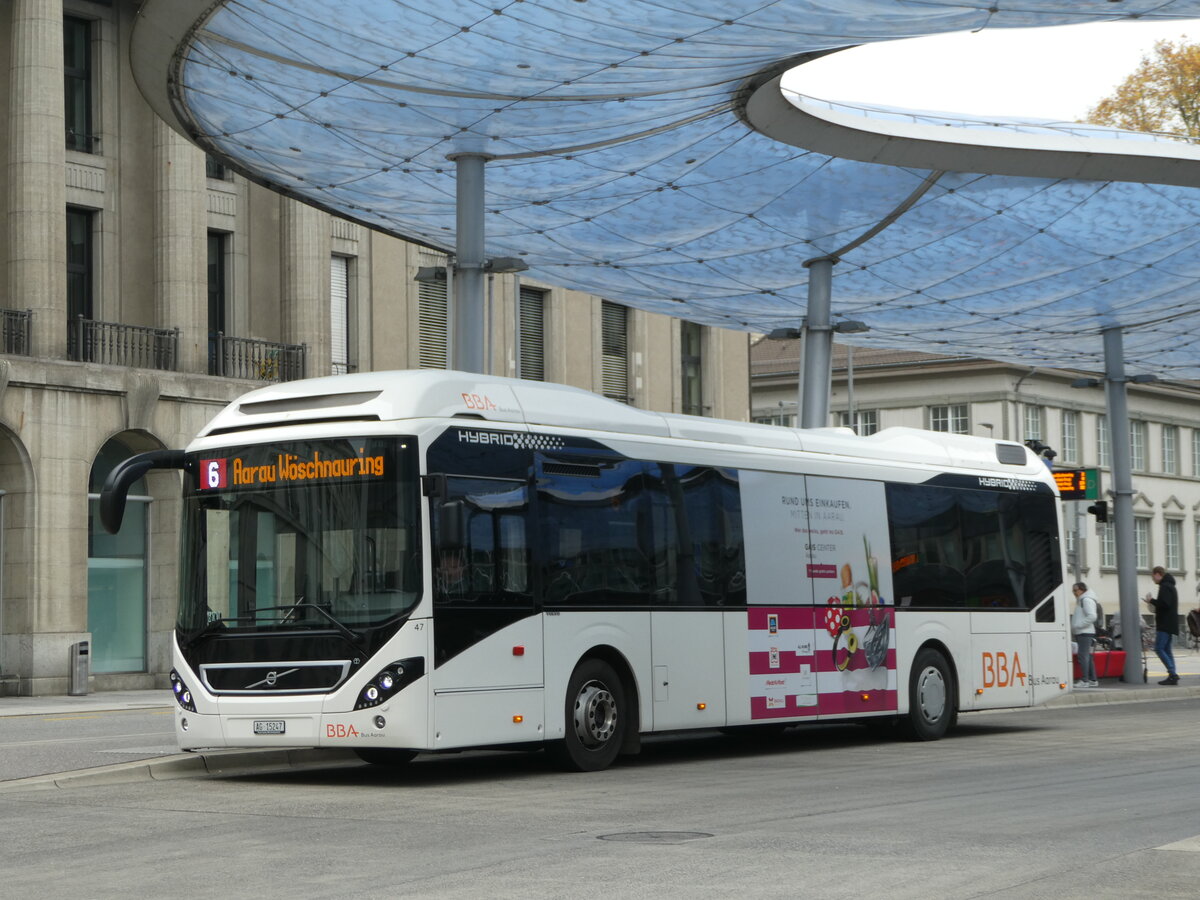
[513,715,523,724]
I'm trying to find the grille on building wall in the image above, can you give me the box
[210,333,306,382]
[601,300,630,403]
[70,317,178,370]
[1,309,32,356]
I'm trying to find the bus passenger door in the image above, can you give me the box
[428,476,544,747]
[649,464,742,731]
[650,611,726,730]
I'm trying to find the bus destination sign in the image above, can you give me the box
[1052,468,1099,501]
[199,449,386,490]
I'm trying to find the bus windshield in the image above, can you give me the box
[177,436,421,638]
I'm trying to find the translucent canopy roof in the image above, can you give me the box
[133,1,1200,378]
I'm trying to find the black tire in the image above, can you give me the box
[354,748,418,767]
[902,647,955,741]
[547,658,627,772]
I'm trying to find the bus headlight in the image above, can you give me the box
[170,669,197,713]
[354,657,425,710]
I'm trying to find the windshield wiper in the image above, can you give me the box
[254,604,365,649]
[180,615,238,651]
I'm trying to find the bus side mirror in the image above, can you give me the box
[99,449,186,534]
[436,499,466,552]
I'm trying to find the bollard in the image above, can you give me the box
[68,640,90,696]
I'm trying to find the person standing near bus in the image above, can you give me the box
[1144,566,1179,685]
[1071,582,1099,688]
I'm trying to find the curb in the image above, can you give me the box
[1043,683,1200,708]
[0,747,359,794]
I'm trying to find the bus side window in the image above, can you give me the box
[433,477,531,607]
[537,456,660,606]
[672,465,745,606]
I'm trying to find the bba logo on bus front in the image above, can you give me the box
[201,458,228,489]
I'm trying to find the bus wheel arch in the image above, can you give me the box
[902,642,958,741]
[547,648,639,771]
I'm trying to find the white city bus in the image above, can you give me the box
[101,370,1071,771]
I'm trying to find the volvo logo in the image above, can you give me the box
[245,667,299,690]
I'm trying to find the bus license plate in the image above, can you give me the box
[253,720,286,735]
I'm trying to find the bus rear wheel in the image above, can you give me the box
[548,658,626,772]
[902,648,955,741]
[354,748,418,767]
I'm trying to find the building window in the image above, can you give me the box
[1060,410,1079,465]
[518,286,545,381]
[64,17,96,153]
[1165,519,1183,571]
[418,274,448,369]
[331,255,352,375]
[1100,524,1115,568]
[1130,421,1147,471]
[838,409,879,435]
[929,404,968,434]
[1162,425,1179,475]
[205,154,230,180]
[753,412,796,427]
[1097,415,1110,468]
[1064,523,1082,574]
[681,320,704,416]
[66,207,95,360]
[1193,430,1200,477]
[1023,405,1043,441]
[1195,521,1200,574]
[207,231,229,375]
[1134,516,1151,571]
[600,301,629,403]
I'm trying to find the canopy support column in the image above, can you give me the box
[448,152,492,374]
[800,258,833,429]
[1103,326,1144,683]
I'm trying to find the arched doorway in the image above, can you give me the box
[0,427,34,684]
[88,437,153,673]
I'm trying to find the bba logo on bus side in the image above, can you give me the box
[981,650,1027,688]
[201,458,228,489]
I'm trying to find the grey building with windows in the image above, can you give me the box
[0,0,748,695]
[752,337,1200,627]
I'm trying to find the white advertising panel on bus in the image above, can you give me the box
[741,472,896,719]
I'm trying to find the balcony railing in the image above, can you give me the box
[70,317,178,370]
[210,333,305,382]
[2,308,32,356]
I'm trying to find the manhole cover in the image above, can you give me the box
[598,832,713,844]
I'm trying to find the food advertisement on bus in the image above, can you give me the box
[741,473,897,718]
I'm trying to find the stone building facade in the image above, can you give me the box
[0,0,749,695]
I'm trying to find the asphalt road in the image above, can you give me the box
[2,699,1198,899]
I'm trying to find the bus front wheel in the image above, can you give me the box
[548,658,626,772]
[903,648,955,741]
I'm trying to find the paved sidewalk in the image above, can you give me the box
[0,689,173,718]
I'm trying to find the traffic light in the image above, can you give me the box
[1087,500,1109,523]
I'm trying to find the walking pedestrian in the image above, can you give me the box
[1144,566,1179,685]
[1071,582,1099,688]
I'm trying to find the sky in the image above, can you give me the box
[786,19,1200,122]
